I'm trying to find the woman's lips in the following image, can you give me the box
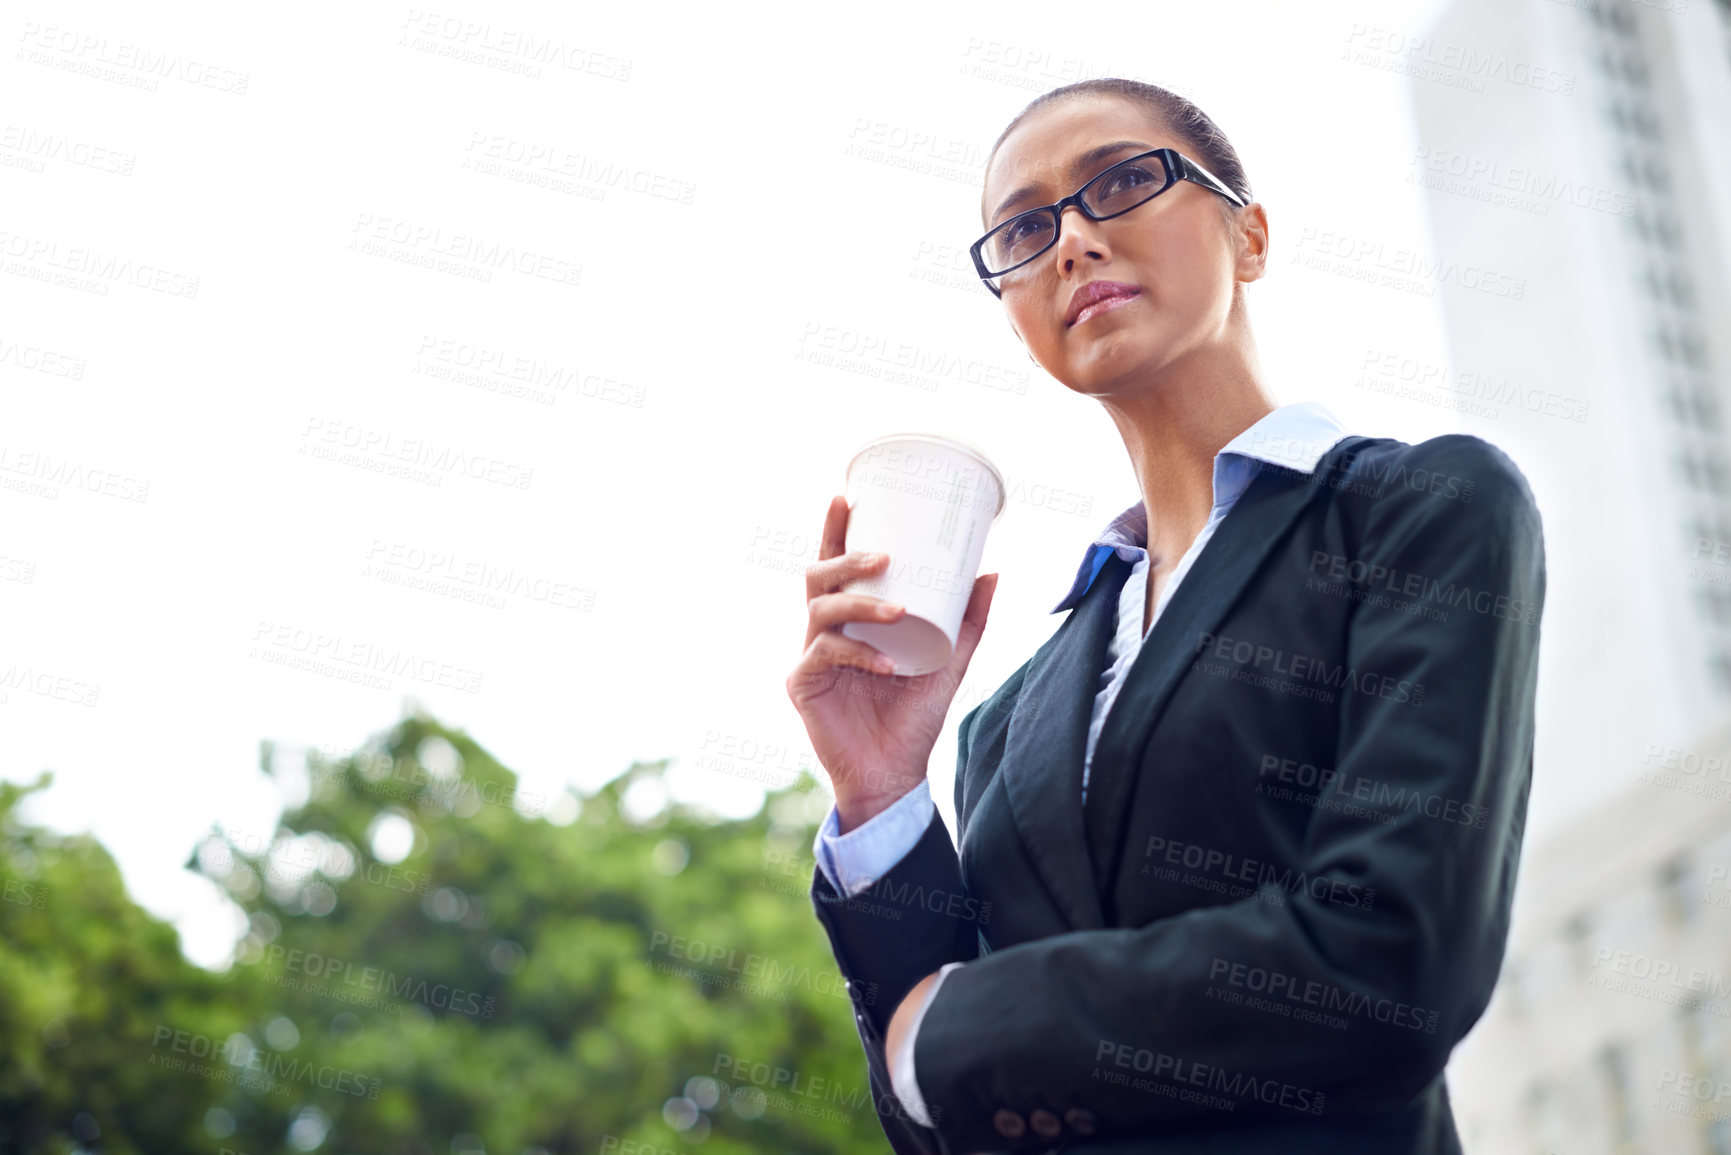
[1071,289,1140,327]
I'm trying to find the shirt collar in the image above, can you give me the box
[1050,401,1350,613]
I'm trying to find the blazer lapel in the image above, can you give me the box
[998,549,1132,933]
[1082,444,1365,897]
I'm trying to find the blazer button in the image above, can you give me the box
[992,1109,1026,1139]
[1029,1108,1062,1138]
[1063,1107,1097,1136]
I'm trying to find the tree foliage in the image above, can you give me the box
[0,713,893,1154]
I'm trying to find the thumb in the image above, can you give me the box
[950,572,999,669]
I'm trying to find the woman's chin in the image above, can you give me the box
[1057,334,1160,391]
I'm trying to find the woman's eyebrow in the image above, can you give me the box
[987,139,1152,225]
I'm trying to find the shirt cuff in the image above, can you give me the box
[811,779,935,898]
[890,961,965,1129]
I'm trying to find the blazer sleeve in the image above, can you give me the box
[908,435,1546,1153]
[809,701,989,1154]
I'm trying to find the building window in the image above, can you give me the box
[1650,321,1709,369]
[1677,449,1731,496]
[1605,98,1632,135]
[1703,651,1731,696]
[1628,208,1682,251]
[1598,1043,1639,1142]
[1678,449,1704,489]
[1680,328,1709,371]
[1660,856,1698,925]
[1712,653,1731,695]
[1696,1000,1723,1062]
[1563,913,1595,979]
[1663,385,1687,423]
[1521,1080,1549,1150]
[1502,962,1527,1020]
[1695,445,1731,494]
[1706,1066,1731,1154]
[1697,389,1723,431]
[1656,324,1680,363]
[1655,212,1683,251]
[1640,263,1665,302]
[1662,382,1718,430]
[1605,95,1658,138]
[1642,155,1671,195]
[1695,512,1731,549]
[1640,208,1682,251]
[1668,267,1697,310]
[1696,587,1731,626]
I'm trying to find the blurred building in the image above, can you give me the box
[1406,0,1731,827]
[1446,708,1731,1154]
[1410,0,1731,1149]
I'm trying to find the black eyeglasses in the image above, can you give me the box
[970,147,1247,298]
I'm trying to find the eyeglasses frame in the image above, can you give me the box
[969,147,1249,299]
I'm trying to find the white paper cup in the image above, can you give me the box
[839,433,1006,676]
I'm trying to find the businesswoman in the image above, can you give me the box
[786,77,1544,1155]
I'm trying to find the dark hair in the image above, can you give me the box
[981,78,1253,227]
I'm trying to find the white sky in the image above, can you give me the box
[5,0,1491,971]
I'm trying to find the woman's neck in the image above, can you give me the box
[1098,342,1277,570]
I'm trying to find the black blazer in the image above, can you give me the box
[810,432,1545,1155]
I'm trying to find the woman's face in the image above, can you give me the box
[980,96,1264,394]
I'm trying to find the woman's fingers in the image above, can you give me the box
[804,590,904,651]
[805,538,891,603]
[790,496,904,688]
[790,628,900,690]
[948,572,999,672]
[817,495,849,562]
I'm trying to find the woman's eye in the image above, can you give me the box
[1100,164,1157,198]
[1003,215,1050,247]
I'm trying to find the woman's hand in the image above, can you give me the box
[786,495,999,833]
[885,969,944,1085]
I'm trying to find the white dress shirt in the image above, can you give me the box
[810,401,1351,1126]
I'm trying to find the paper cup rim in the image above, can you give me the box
[845,432,1007,520]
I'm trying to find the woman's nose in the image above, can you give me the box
[1051,204,1109,273]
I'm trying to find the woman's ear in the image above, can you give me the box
[1235,202,1270,284]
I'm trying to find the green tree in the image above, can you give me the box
[0,773,268,1154]
[3,712,898,1153]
